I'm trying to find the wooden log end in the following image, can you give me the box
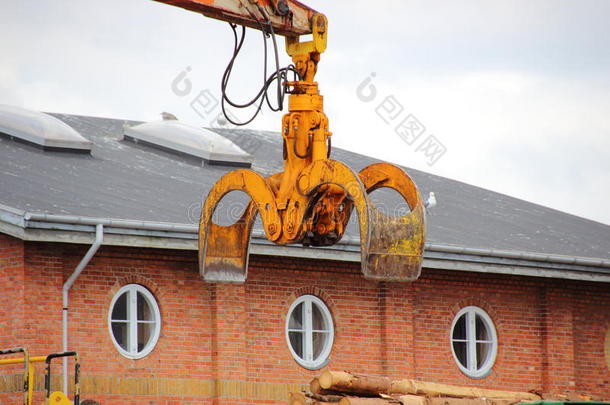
[319,370,351,390]
[311,377,341,396]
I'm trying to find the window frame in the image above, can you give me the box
[107,284,161,360]
[285,295,334,370]
[450,306,498,379]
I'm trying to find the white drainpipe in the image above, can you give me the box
[62,223,104,393]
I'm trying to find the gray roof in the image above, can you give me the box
[1,113,609,277]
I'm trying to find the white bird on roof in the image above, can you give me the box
[161,112,178,121]
[424,191,436,214]
[216,115,228,127]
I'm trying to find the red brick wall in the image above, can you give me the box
[0,234,26,404]
[573,287,610,393]
[0,234,25,349]
[23,243,65,354]
[0,239,609,404]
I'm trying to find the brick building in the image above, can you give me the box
[1,109,609,404]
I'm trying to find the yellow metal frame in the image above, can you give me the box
[42,352,80,405]
[0,349,78,405]
[0,350,46,405]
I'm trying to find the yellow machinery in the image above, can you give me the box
[155,0,426,283]
[0,348,80,405]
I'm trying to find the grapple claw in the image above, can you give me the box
[300,160,425,281]
[199,170,280,282]
[359,163,426,281]
[200,201,257,283]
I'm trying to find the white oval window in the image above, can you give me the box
[450,306,497,378]
[285,295,334,369]
[108,284,161,359]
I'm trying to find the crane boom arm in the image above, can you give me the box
[153,0,318,36]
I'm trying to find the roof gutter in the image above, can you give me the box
[21,211,610,270]
[2,209,608,279]
[62,223,103,394]
[25,212,195,233]
[423,242,610,268]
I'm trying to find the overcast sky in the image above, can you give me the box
[2,0,609,225]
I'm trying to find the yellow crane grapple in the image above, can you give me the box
[155,0,426,283]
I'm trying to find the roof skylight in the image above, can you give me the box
[0,104,92,152]
[123,121,251,167]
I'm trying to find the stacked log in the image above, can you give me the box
[289,370,541,405]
